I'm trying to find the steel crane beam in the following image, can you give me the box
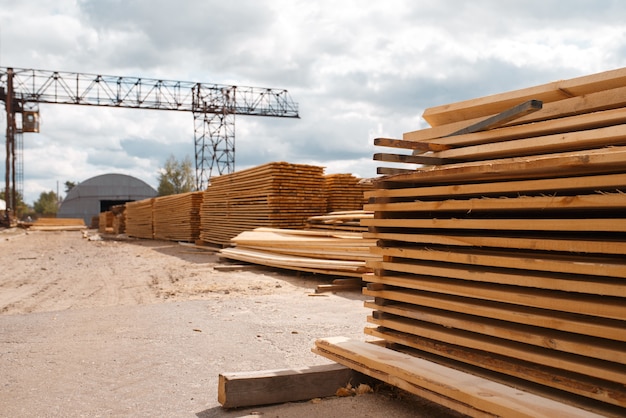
[0,66,299,217]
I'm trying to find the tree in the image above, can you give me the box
[157,154,195,196]
[0,190,29,219]
[33,191,59,216]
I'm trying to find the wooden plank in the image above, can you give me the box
[218,363,370,408]
[364,328,626,412]
[361,217,626,232]
[438,99,543,138]
[371,245,626,280]
[363,231,626,256]
[424,106,626,148]
[421,67,626,127]
[367,317,626,384]
[367,309,626,367]
[362,275,626,320]
[404,85,626,142]
[366,192,626,213]
[364,298,626,345]
[376,146,626,185]
[373,152,447,165]
[430,123,626,162]
[313,337,605,418]
[373,258,625,296]
[365,173,626,200]
[374,137,450,152]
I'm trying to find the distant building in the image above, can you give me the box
[0,198,5,211]
[58,173,157,225]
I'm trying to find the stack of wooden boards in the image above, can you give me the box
[306,210,372,232]
[153,191,203,242]
[98,211,114,234]
[199,162,327,247]
[219,211,379,277]
[27,217,86,231]
[315,67,626,417]
[125,198,154,239]
[324,174,372,213]
[97,204,126,235]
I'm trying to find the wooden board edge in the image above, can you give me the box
[218,363,373,408]
[313,337,607,418]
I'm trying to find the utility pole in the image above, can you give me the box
[3,67,14,225]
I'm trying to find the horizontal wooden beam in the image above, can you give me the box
[313,337,604,418]
[218,363,372,408]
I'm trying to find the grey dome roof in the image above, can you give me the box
[58,173,157,225]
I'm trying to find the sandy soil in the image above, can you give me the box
[0,228,463,418]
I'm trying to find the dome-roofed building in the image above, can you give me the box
[58,173,157,225]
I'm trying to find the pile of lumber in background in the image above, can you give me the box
[110,204,126,234]
[27,217,86,231]
[98,205,126,235]
[324,174,372,213]
[125,198,154,239]
[153,191,203,242]
[316,67,626,417]
[98,211,114,234]
[305,210,372,232]
[219,221,379,278]
[199,162,327,247]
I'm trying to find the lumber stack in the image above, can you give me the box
[306,210,372,232]
[324,174,372,213]
[98,211,114,234]
[317,68,626,417]
[219,226,379,278]
[28,217,86,231]
[125,198,154,239]
[199,162,327,247]
[153,191,203,242]
[110,204,126,234]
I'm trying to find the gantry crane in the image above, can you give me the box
[0,66,299,224]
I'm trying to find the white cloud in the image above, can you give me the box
[2,0,626,204]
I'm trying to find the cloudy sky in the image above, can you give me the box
[1,0,626,204]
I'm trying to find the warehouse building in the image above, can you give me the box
[58,173,157,225]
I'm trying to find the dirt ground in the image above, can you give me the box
[0,228,463,418]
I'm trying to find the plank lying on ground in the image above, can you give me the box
[219,247,367,277]
[313,337,604,418]
[218,363,371,408]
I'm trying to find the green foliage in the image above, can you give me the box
[157,154,195,196]
[0,190,29,218]
[33,191,59,216]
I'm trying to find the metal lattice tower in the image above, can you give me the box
[0,67,299,219]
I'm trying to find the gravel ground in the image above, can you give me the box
[0,228,464,418]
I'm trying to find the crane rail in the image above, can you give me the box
[0,67,299,117]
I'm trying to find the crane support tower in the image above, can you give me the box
[0,66,299,224]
